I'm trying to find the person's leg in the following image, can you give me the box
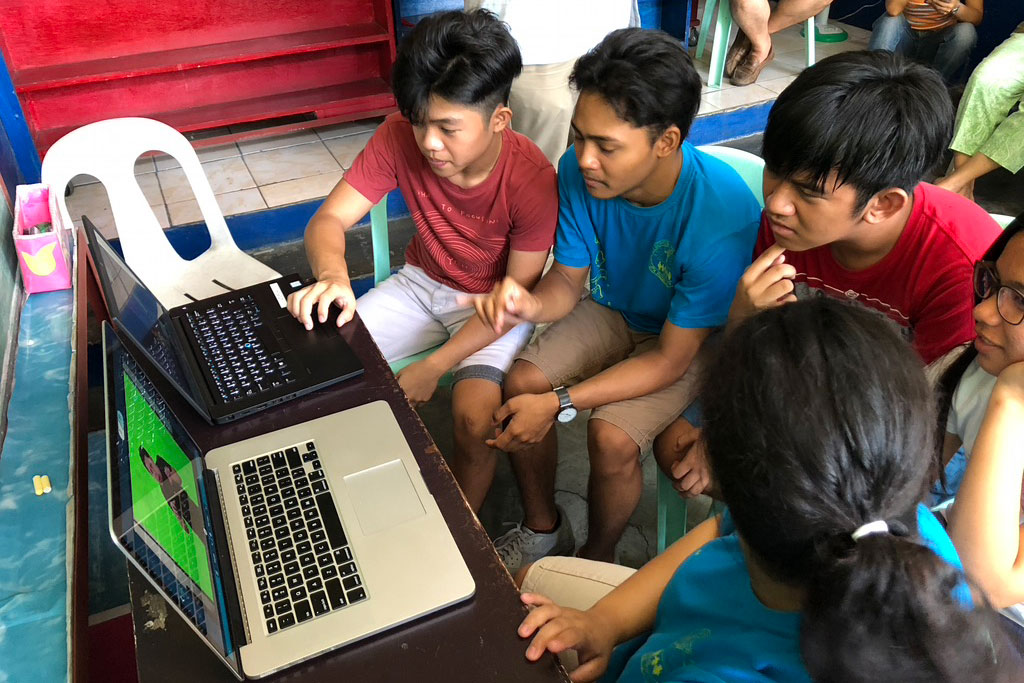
[868,13,914,56]
[450,378,503,511]
[942,32,1024,196]
[495,299,636,573]
[507,59,578,167]
[444,315,536,511]
[766,0,831,35]
[581,336,706,562]
[581,419,642,563]
[355,265,449,362]
[503,360,561,531]
[518,556,636,671]
[730,0,772,66]
[932,22,977,84]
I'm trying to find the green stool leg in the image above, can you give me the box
[370,196,390,286]
[695,0,718,60]
[656,469,689,554]
[706,0,733,89]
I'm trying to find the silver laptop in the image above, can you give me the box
[103,323,475,679]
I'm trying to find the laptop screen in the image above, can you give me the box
[105,325,242,675]
[85,221,205,410]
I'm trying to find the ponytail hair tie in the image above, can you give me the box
[851,520,890,541]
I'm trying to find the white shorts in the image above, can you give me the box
[356,265,534,385]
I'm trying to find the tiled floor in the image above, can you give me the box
[66,118,383,239]
[66,21,869,241]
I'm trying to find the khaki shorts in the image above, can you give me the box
[516,298,706,452]
[520,556,635,671]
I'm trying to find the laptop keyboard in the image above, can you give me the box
[232,439,367,635]
[186,295,295,403]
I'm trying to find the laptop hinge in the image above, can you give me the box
[205,469,251,646]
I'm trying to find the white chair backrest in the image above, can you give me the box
[42,117,277,307]
[696,144,766,208]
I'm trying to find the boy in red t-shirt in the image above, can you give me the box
[287,10,557,511]
[655,51,1002,498]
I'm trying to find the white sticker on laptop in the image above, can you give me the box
[269,282,287,308]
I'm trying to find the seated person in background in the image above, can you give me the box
[287,9,557,513]
[469,28,761,571]
[941,214,1024,634]
[517,299,1013,683]
[938,24,1024,200]
[655,51,1002,499]
[868,0,982,84]
[721,0,833,86]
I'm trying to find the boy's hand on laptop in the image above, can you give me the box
[396,358,445,406]
[486,392,560,452]
[287,275,356,330]
[465,277,540,334]
[729,244,797,323]
[519,592,615,682]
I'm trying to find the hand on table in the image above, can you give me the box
[463,276,542,334]
[728,244,797,325]
[396,358,446,406]
[486,392,560,452]
[286,274,356,330]
[519,593,616,683]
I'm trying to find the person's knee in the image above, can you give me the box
[588,420,640,475]
[869,14,906,49]
[503,360,552,400]
[950,22,977,51]
[453,401,496,442]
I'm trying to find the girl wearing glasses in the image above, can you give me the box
[938,211,1024,638]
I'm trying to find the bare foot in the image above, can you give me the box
[935,175,975,201]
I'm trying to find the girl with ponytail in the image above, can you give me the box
[516,298,1011,682]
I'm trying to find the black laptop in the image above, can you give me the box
[84,216,364,424]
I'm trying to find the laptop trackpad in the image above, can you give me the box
[344,460,426,536]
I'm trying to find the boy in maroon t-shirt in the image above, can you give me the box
[287,10,557,511]
[655,51,1002,498]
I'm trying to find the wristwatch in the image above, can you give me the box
[553,386,578,423]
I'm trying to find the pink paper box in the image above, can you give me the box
[12,184,72,294]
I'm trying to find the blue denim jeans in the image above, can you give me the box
[869,14,977,84]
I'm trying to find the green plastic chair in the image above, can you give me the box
[695,0,815,89]
[369,196,454,383]
[654,144,766,553]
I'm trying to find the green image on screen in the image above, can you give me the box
[124,373,214,599]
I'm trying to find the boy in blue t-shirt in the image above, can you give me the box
[468,28,761,572]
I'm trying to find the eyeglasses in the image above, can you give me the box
[974,261,1024,326]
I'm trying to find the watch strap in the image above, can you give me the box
[553,386,573,411]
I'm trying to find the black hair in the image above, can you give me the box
[762,51,952,211]
[701,298,1010,682]
[936,212,1024,436]
[570,28,701,142]
[391,9,522,126]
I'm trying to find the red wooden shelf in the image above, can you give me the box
[14,23,391,92]
[33,78,395,151]
[0,0,398,156]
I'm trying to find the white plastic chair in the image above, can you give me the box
[42,117,280,308]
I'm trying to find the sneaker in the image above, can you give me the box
[493,506,575,576]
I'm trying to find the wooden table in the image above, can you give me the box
[117,305,569,682]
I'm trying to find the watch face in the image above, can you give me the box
[557,406,577,423]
